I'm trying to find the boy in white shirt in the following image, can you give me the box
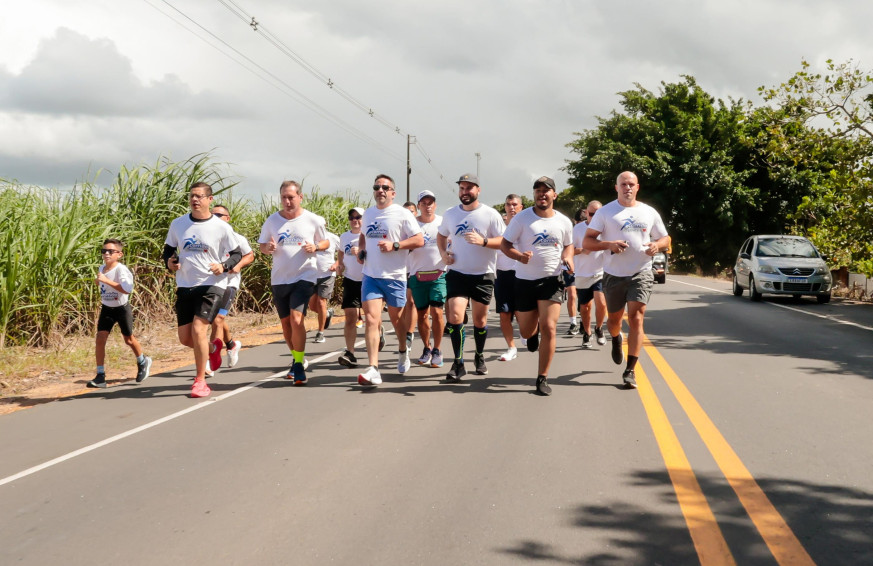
[88,238,152,388]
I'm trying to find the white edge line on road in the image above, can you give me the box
[0,337,374,488]
[672,278,873,333]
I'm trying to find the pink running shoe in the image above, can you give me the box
[209,338,223,371]
[191,379,211,398]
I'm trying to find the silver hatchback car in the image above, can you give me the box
[733,235,832,303]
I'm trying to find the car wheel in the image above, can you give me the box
[732,274,743,296]
[750,277,762,302]
[816,293,831,304]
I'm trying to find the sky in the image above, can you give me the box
[2,0,872,210]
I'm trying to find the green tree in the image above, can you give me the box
[564,76,761,272]
[758,59,873,275]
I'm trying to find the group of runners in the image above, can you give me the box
[91,171,669,399]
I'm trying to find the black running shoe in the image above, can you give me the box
[526,333,540,352]
[535,375,552,396]
[446,359,467,382]
[474,353,488,375]
[594,326,606,346]
[325,308,333,330]
[378,327,385,352]
[611,333,624,365]
[622,369,637,389]
[566,322,579,336]
[338,349,358,368]
[87,372,107,388]
[581,332,592,349]
[135,356,152,383]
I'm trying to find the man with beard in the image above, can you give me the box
[500,176,574,396]
[437,174,506,382]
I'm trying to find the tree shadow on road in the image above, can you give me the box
[497,468,873,564]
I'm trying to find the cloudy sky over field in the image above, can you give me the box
[2,1,872,207]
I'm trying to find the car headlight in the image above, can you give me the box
[757,264,777,274]
[815,266,828,274]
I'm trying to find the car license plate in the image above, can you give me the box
[788,277,807,283]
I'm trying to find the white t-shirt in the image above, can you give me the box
[339,230,364,282]
[572,221,604,279]
[496,215,519,272]
[586,199,668,277]
[223,230,252,289]
[438,203,505,275]
[361,204,421,279]
[407,215,446,276]
[165,214,238,289]
[315,232,341,278]
[501,208,573,281]
[258,209,327,285]
[99,263,134,307]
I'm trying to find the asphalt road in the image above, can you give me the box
[1,275,872,565]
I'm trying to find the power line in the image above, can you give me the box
[144,0,404,161]
[215,0,455,190]
[216,0,407,136]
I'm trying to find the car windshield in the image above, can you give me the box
[755,238,819,258]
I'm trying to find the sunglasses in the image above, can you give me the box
[212,212,228,218]
[373,184,393,192]
[349,215,362,220]
[100,249,120,255]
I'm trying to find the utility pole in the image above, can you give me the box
[475,152,481,177]
[407,135,415,203]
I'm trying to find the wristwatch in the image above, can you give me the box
[392,241,400,251]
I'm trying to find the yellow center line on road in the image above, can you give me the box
[643,336,816,566]
[633,363,736,565]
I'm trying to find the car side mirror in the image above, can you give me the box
[740,252,750,260]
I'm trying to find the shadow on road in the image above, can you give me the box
[497,469,873,564]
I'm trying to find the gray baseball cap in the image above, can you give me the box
[456,173,479,186]
[533,176,556,190]
[417,190,436,202]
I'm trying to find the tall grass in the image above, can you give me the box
[0,155,366,348]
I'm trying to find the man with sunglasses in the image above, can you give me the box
[259,180,329,386]
[209,204,254,369]
[500,176,574,396]
[163,182,243,398]
[437,173,506,381]
[572,201,607,349]
[583,172,670,389]
[356,175,423,387]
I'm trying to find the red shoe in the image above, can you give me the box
[209,338,223,371]
[191,379,211,398]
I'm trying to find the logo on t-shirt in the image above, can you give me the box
[532,230,561,248]
[278,230,307,246]
[453,221,483,237]
[365,221,388,239]
[183,235,209,252]
[620,216,648,234]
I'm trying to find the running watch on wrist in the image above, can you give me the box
[392,241,400,251]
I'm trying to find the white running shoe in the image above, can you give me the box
[398,350,411,374]
[357,365,382,387]
[205,368,215,378]
[498,347,518,361]
[303,357,310,370]
[227,340,241,367]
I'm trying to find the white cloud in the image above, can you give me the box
[1,0,873,207]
